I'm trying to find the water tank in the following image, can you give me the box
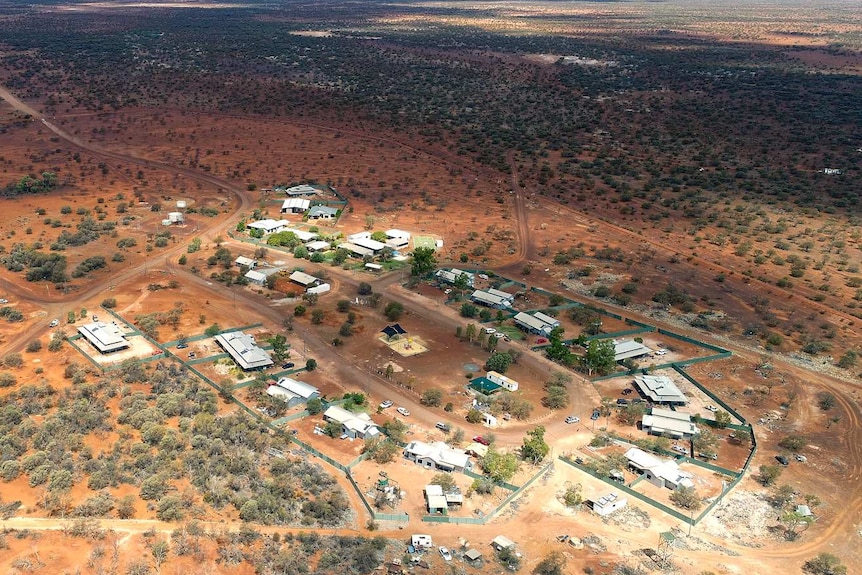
[176,200,187,209]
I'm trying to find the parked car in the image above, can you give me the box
[379,400,394,409]
[177,343,189,349]
[439,547,452,561]
[188,352,196,359]
[0,299,8,304]
[655,349,667,356]
[397,407,410,417]
[435,422,451,432]
[483,327,495,334]
[795,454,807,462]
[698,452,718,460]
[565,416,580,425]
[590,409,600,421]
[536,337,548,344]
[444,288,452,295]
[473,436,491,446]
[502,335,511,342]
[282,362,295,369]
[705,404,718,412]
[478,274,489,280]
[621,388,633,395]
[672,444,687,454]
[616,398,629,406]
[776,455,790,466]
[49,319,59,327]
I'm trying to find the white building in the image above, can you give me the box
[214,331,273,371]
[308,205,338,219]
[592,492,628,517]
[403,441,471,472]
[266,378,320,409]
[281,198,311,213]
[305,240,330,252]
[411,534,433,549]
[614,339,653,361]
[247,219,290,235]
[347,231,371,242]
[289,270,319,288]
[235,256,256,269]
[245,270,267,285]
[323,405,380,439]
[642,407,698,439]
[284,184,318,196]
[77,322,129,353]
[491,536,515,551]
[486,371,519,392]
[306,283,331,295]
[351,236,386,253]
[167,211,184,223]
[285,228,317,242]
[624,447,694,490]
[435,268,474,286]
[513,311,555,336]
[470,290,511,309]
[633,374,688,405]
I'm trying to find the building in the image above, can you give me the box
[365,262,383,272]
[486,371,518,392]
[385,229,411,249]
[305,240,330,252]
[532,311,560,329]
[624,447,694,490]
[641,407,698,439]
[285,228,317,242]
[167,211,184,223]
[307,205,339,219]
[338,242,375,259]
[351,236,386,254]
[633,374,688,405]
[468,376,502,395]
[411,535,433,549]
[245,269,268,286]
[403,441,471,472]
[235,256,256,269]
[592,492,628,517]
[513,311,555,336]
[284,184,318,196]
[486,288,515,306]
[281,198,311,213]
[289,270,319,288]
[470,290,511,309]
[323,405,380,439]
[435,268,474,287]
[465,442,488,458]
[491,536,515,552]
[266,377,320,408]
[307,283,330,295]
[214,331,274,371]
[423,484,463,513]
[463,549,483,564]
[347,231,371,242]
[613,339,653,361]
[77,321,129,353]
[247,219,290,235]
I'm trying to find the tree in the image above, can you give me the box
[582,339,616,375]
[617,402,646,426]
[267,334,289,362]
[545,326,571,363]
[430,472,456,491]
[817,392,836,411]
[481,449,519,483]
[837,350,857,369]
[466,409,484,424]
[669,485,702,510]
[306,397,323,415]
[460,303,478,318]
[420,388,443,407]
[311,309,325,324]
[803,553,847,575]
[563,483,583,507]
[358,282,373,296]
[534,551,566,575]
[204,324,221,337]
[364,437,398,463]
[778,434,807,452]
[384,302,404,321]
[713,410,732,428]
[382,419,408,442]
[693,427,718,455]
[485,352,513,374]
[520,426,550,464]
[759,464,782,486]
[410,247,436,277]
[305,359,317,371]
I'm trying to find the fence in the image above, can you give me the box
[657,328,730,354]
[672,365,747,424]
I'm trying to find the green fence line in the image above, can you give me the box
[346,472,374,516]
[680,456,740,478]
[558,456,694,525]
[462,468,518,492]
[187,353,229,365]
[672,365,746,424]
[484,461,553,522]
[162,323,264,347]
[373,511,410,522]
[64,337,104,371]
[581,327,654,342]
[346,452,369,470]
[271,410,311,426]
[421,514,485,525]
[624,318,656,331]
[657,328,730,354]
[671,352,733,369]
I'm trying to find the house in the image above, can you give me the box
[486,371,518,392]
[323,405,380,439]
[470,289,511,309]
[266,377,320,409]
[435,268,474,287]
[633,374,688,405]
[284,184,318,196]
[235,256,256,269]
[285,228,317,242]
[385,229,411,249]
[305,240,330,252]
[307,205,339,219]
[592,492,628,517]
[338,242,375,258]
[513,311,555,336]
[289,270,319,288]
[411,535,433,549]
[347,231,371,242]
[281,198,311,214]
[641,407,698,439]
[245,269,268,286]
[403,441,471,472]
[77,321,129,354]
[423,484,463,513]
[306,283,330,295]
[351,236,386,254]
[214,331,273,371]
[624,447,694,490]
[491,536,515,552]
[613,339,653,361]
[247,219,290,234]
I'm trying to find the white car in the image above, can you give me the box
[444,288,452,295]
[478,274,489,280]
[439,547,452,561]
[397,407,410,417]
[49,319,60,327]
[0,299,8,304]
[655,349,668,356]
[379,400,394,409]
[483,327,495,334]
[705,405,718,412]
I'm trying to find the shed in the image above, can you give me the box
[464,549,482,563]
[305,240,330,252]
[244,270,267,286]
[592,492,628,517]
[235,256,256,269]
[289,271,318,287]
[281,198,311,213]
[167,211,184,223]
[306,283,330,295]
[486,371,518,392]
[491,536,515,551]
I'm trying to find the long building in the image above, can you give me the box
[633,374,688,405]
[77,321,129,353]
[641,407,698,439]
[214,331,273,370]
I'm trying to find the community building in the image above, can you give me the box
[633,374,688,405]
[281,198,311,213]
[323,405,380,439]
[624,447,694,490]
[244,269,268,286]
[266,378,320,408]
[614,339,653,361]
[214,331,273,371]
[247,219,290,235]
[77,321,129,353]
[403,441,472,472]
[470,289,512,309]
[435,268,474,287]
[385,229,411,249]
[513,311,557,336]
[641,407,698,439]
[284,184,318,196]
[307,205,339,219]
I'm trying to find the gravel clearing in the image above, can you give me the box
[699,489,773,546]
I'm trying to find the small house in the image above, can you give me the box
[244,270,267,286]
[613,339,653,361]
[285,228,317,242]
[235,256,256,269]
[247,219,290,235]
[491,536,515,552]
[624,447,694,490]
[289,270,319,288]
[592,492,628,517]
[266,378,320,409]
[281,198,311,214]
[214,331,273,371]
[641,407,698,439]
[305,240,331,252]
[323,405,380,439]
[403,441,471,472]
[633,374,688,405]
[307,205,339,219]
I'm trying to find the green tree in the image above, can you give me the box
[778,434,807,452]
[306,398,323,415]
[803,553,847,575]
[466,409,484,424]
[485,352,513,374]
[384,302,404,321]
[410,247,437,277]
[204,324,221,337]
[481,448,519,483]
[520,426,550,464]
[305,358,317,371]
[460,303,478,318]
[582,339,616,375]
[714,410,732,428]
[534,551,566,575]
[669,485,702,510]
[420,388,443,407]
[759,464,782,486]
[267,334,289,362]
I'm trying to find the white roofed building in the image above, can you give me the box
[351,236,386,253]
[281,198,311,213]
[284,184,317,196]
[289,271,319,287]
[305,240,330,252]
[624,447,694,490]
[323,405,380,439]
[592,492,628,517]
[513,311,555,336]
[247,219,290,234]
[245,269,267,285]
[633,374,688,405]
[77,322,129,353]
[642,407,698,439]
[435,268,474,286]
[614,339,653,361]
[308,205,339,219]
[470,290,511,309]
[235,256,256,269]
[266,377,320,408]
[214,331,273,371]
[403,441,472,472]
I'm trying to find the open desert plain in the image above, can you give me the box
[0,0,859,574]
